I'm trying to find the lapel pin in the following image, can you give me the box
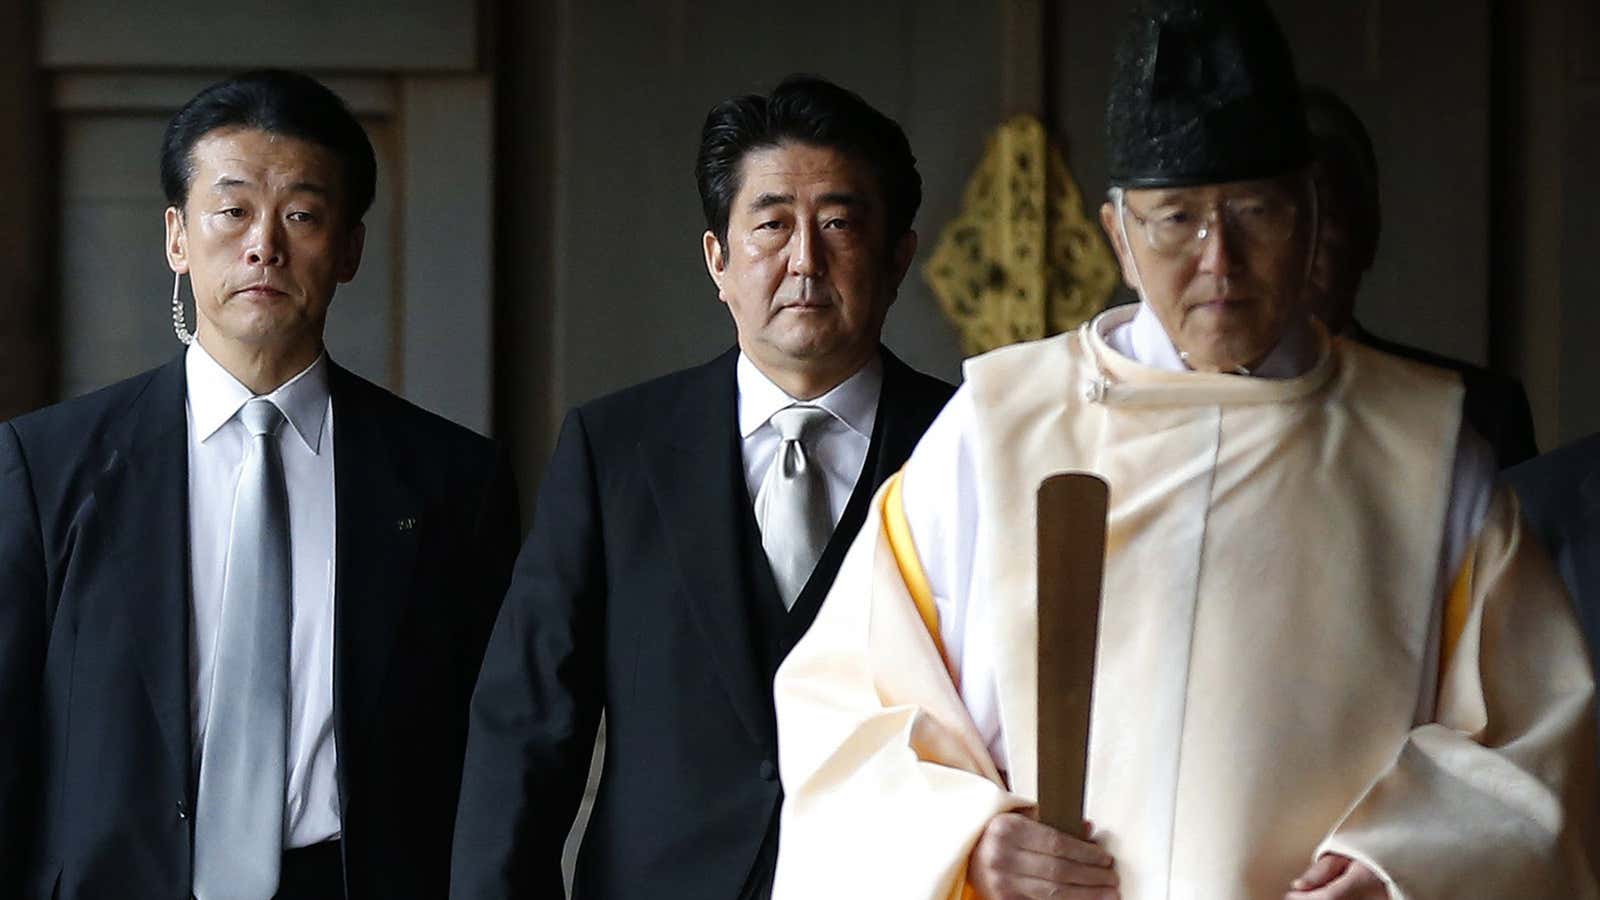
[396,516,418,532]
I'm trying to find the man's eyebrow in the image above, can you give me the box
[208,176,331,197]
[748,191,866,212]
[748,192,794,212]
[817,191,865,208]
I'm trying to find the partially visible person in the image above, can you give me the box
[0,69,519,899]
[1303,85,1538,468]
[1508,437,1600,752]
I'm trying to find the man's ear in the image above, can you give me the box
[337,223,366,284]
[702,230,729,303]
[165,206,189,274]
[887,230,919,304]
[1099,201,1141,291]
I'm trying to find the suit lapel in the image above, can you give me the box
[641,351,778,747]
[329,366,422,782]
[99,356,192,778]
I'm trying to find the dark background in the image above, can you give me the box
[2,0,1594,514]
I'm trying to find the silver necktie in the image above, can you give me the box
[194,398,291,900]
[756,405,835,610]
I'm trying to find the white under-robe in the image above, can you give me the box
[771,306,1598,900]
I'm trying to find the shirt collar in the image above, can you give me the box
[185,340,331,452]
[1127,301,1318,378]
[736,351,883,440]
[1128,301,1188,372]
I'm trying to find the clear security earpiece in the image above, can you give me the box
[171,272,195,345]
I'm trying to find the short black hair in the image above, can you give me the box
[161,69,377,225]
[1303,85,1381,272]
[695,74,921,252]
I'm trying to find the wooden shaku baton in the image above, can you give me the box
[1035,472,1109,839]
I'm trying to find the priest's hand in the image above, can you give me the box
[1284,853,1387,900]
[968,811,1119,900]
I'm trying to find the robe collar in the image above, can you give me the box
[1085,304,1336,408]
[1111,300,1320,379]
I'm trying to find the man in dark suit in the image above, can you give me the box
[449,75,954,899]
[0,70,519,900]
[1303,85,1539,468]
[1507,439,1600,749]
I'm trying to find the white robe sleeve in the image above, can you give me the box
[1318,484,1600,898]
[897,386,1013,767]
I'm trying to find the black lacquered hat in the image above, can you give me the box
[1106,0,1312,188]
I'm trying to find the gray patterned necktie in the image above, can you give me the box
[194,398,291,900]
[755,405,835,610]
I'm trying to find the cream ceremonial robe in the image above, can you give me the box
[772,309,1598,899]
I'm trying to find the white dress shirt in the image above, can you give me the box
[738,352,883,532]
[902,303,1496,768]
[186,340,340,848]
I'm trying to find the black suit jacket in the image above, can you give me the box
[1507,434,1600,743]
[450,348,953,900]
[1352,322,1538,468]
[0,355,520,900]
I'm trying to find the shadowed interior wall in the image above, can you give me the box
[1507,0,1600,448]
[1557,6,1600,447]
[16,1,1598,468]
[0,0,54,420]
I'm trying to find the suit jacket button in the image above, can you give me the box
[176,800,188,820]
[759,760,778,782]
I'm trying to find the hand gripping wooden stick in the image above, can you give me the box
[1035,472,1109,839]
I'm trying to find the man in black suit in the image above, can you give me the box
[450,75,954,899]
[0,70,519,899]
[1507,440,1600,750]
[1303,86,1539,468]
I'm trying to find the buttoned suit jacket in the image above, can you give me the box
[0,354,520,899]
[449,347,953,900]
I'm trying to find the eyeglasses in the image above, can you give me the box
[1120,193,1300,257]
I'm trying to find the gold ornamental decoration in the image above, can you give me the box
[924,115,1119,356]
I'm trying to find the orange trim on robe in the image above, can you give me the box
[883,471,944,659]
[884,472,983,900]
[1440,551,1475,681]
